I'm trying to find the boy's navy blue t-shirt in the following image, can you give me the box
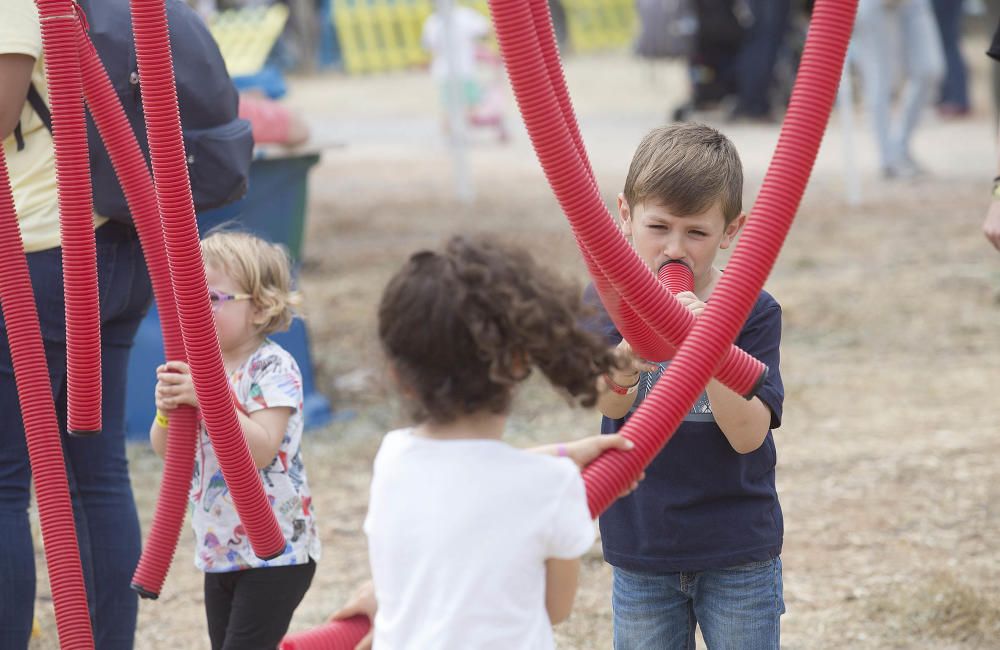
[584,284,785,573]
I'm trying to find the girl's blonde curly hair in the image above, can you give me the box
[200,230,301,336]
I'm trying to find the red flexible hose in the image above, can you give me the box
[128,0,285,559]
[581,0,857,515]
[659,261,694,296]
[35,0,101,436]
[278,616,371,650]
[71,21,199,599]
[0,154,94,648]
[524,0,765,394]
[281,0,856,646]
[524,0,678,361]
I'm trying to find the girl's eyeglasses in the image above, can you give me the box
[208,288,252,312]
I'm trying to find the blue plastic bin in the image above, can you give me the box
[124,151,332,440]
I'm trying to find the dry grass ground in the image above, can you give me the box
[29,38,1000,649]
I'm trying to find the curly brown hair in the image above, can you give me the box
[378,236,617,424]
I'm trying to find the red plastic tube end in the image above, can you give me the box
[130,582,160,600]
[68,429,101,437]
[658,260,694,295]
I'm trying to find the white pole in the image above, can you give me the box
[439,0,474,202]
[838,55,862,206]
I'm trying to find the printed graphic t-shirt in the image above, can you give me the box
[190,339,321,572]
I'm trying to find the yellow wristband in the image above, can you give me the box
[155,410,169,428]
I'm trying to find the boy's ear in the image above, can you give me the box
[719,212,747,250]
[617,193,633,237]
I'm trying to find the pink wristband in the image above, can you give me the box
[556,443,568,457]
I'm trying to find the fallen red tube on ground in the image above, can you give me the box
[279,0,856,646]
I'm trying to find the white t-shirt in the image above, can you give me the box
[421,6,489,81]
[364,429,595,650]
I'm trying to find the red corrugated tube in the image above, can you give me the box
[279,616,370,650]
[128,0,285,559]
[281,0,856,646]
[660,260,694,296]
[581,0,857,515]
[36,0,102,436]
[70,19,199,599]
[524,0,765,395]
[0,155,94,647]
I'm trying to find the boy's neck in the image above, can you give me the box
[222,335,266,374]
[694,266,723,300]
[414,411,507,442]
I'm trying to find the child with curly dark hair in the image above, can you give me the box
[332,235,637,650]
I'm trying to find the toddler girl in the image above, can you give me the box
[150,230,320,650]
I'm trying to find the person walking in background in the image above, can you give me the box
[852,0,945,179]
[983,17,1000,251]
[672,0,747,122]
[421,4,508,142]
[730,0,793,122]
[931,0,970,117]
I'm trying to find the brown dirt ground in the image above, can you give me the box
[30,35,1000,650]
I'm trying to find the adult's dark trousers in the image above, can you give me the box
[733,0,793,118]
[0,220,152,649]
[931,0,969,110]
[204,559,317,650]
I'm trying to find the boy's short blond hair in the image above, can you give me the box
[200,230,300,336]
[623,123,743,224]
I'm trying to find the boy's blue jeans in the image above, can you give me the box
[612,557,784,650]
[0,221,151,649]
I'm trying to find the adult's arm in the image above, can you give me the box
[0,53,34,139]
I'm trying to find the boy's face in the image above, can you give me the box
[618,195,745,289]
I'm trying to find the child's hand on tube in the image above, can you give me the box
[674,291,706,318]
[154,361,199,411]
[611,339,656,385]
[563,435,643,496]
[329,580,377,650]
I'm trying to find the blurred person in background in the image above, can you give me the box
[672,0,747,121]
[852,0,944,179]
[983,16,1000,251]
[931,0,970,117]
[729,0,793,122]
[988,0,1000,122]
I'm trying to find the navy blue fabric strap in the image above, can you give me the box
[26,83,52,134]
